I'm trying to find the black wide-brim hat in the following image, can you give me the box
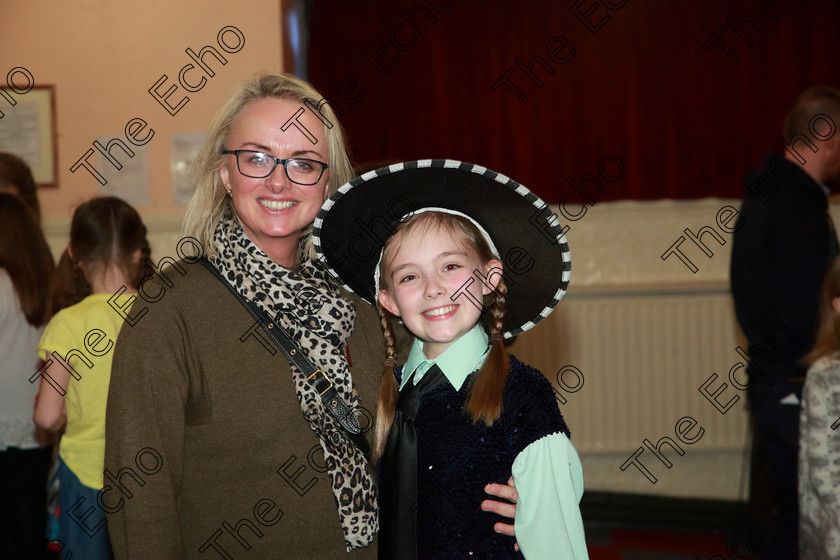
[313,159,571,339]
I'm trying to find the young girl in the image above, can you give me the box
[799,256,840,560]
[0,193,54,559]
[34,196,151,559]
[314,160,588,559]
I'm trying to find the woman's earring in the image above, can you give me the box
[226,189,232,196]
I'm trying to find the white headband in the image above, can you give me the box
[373,207,500,297]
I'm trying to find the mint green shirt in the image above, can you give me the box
[401,324,490,391]
[401,325,589,559]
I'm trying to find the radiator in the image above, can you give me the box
[507,288,751,455]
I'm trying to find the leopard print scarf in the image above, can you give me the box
[210,213,378,550]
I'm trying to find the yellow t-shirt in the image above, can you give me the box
[38,292,129,489]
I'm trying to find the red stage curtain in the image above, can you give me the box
[308,0,840,203]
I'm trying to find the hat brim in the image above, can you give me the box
[313,159,571,338]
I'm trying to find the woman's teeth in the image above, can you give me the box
[424,305,457,317]
[259,199,297,210]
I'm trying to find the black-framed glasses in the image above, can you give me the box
[222,149,329,185]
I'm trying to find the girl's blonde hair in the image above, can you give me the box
[183,72,354,260]
[371,211,509,463]
[805,256,840,365]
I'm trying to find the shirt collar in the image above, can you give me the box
[401,325,490,391]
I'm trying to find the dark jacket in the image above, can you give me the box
[730,153,838,385]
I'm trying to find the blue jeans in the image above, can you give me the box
[57,456,114,560]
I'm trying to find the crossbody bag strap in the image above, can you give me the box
[199,258,370,457]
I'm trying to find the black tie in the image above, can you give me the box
[378,364,448,560]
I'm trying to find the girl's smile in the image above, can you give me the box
[422,304,459,319]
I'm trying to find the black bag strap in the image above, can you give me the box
[199,258,370,457]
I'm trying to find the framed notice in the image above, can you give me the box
[0,85,58,187]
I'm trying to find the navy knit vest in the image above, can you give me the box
[397,354,571,559]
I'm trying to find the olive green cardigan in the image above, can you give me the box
[104,261,396,559]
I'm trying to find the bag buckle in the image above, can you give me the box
[308,370,332,396]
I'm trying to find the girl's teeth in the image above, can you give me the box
[424,305,457,317]
[260,199,296,210]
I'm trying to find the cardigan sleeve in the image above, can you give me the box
[104,284,195,560]
[512,432,589,560]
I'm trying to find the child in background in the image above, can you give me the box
[0,193,54,559]
[34,197,150,559]
[314,160,588,559]
[799,256,840,560]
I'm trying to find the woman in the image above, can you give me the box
[0,193,54,559]
[105,73,518,559]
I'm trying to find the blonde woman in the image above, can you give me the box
[104,73,519,559]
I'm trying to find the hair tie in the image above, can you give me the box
[490,333,504,343]
[384,356,396,368]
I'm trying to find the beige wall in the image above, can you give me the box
[1,0,283,220]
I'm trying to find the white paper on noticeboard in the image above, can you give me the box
[97,136,150,208]
[171,132,207,205]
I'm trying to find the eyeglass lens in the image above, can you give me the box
[237,151,324,184]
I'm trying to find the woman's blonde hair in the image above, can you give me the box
[183,72,354,259]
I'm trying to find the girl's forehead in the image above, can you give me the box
[396,219,456,245]
[389,223,476,260]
